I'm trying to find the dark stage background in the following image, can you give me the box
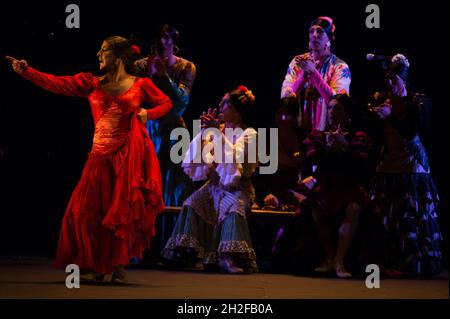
[0,0,448,264]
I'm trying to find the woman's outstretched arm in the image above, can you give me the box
[6,56,94,98]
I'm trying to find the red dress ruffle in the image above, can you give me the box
[21,67,171,274]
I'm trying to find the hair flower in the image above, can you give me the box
[391,54,410,68]
[131,44,141,55]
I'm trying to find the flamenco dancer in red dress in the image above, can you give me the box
[6,36,172,283]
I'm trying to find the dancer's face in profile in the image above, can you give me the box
[309,25,329,52]
[328,98,348,128]
[219,94,241,124]
[97,41,116,72]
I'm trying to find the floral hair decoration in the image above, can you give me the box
[237,85,256,104]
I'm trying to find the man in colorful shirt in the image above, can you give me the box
[281,16,351,132]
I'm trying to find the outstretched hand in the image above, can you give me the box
[6,56,28,74]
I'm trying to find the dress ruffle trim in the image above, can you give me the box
[102,114,164,257]
[161,234,205,260]
[215,163,243,187]
[182,162,212,181]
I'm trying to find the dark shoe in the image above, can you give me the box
[111,266,126,284]
[80,271,105,283]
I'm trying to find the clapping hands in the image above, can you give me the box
[373,100,392,119]
[294,55,316,76]
[326,125,349,151]
[200,108,222,130]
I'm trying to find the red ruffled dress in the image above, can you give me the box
[21,67,172,274]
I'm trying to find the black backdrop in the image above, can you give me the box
[0,0,448,262]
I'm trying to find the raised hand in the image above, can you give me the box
[6,56,28,74]
[295,55,316,75]
[334,124,347,142]
[373,102,392,119]
[294,53,309,65]
[326,125,349,151]
[200,108,221,129]
[263,194,280,209]
[298,59,316,75]
[134,58,147,71]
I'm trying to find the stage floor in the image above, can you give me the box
[0,257,448,299]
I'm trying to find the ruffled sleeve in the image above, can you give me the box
[21,67,94,97]
[215,162,244,187]
[182,128,258,185]
[181,131,214,181]
[215,128,258,187]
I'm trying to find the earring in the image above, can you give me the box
[173,46,180,54]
